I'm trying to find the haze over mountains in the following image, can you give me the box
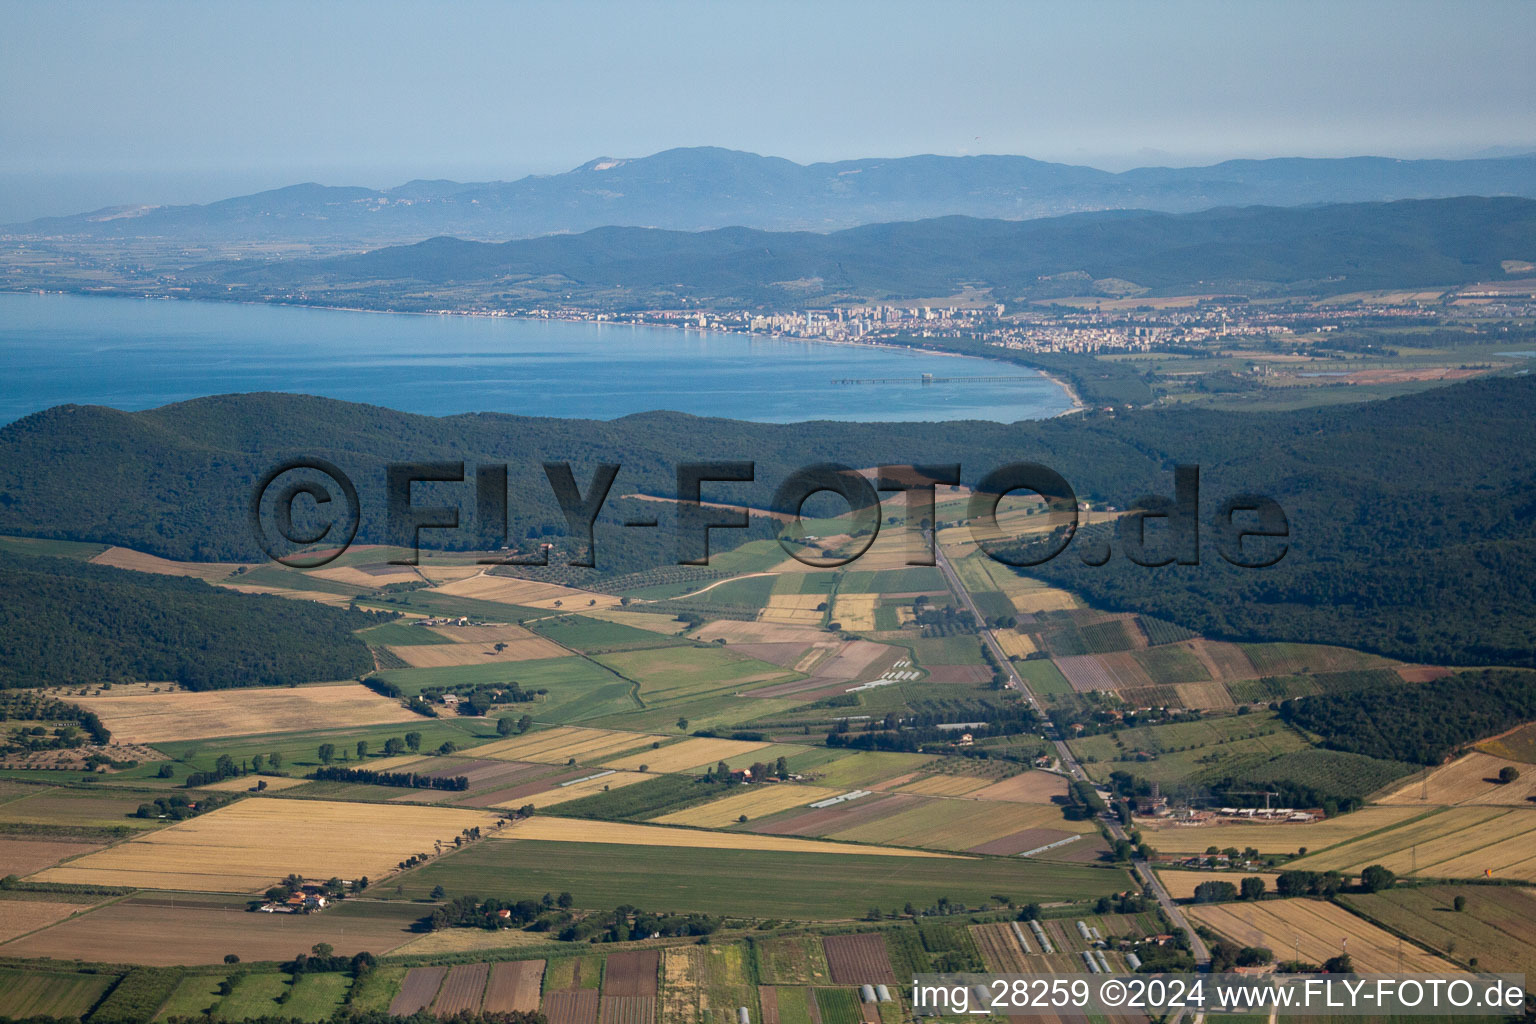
[194,196,1536,309]
[9,147,1536,245]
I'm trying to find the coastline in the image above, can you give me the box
[2,288,1081,422]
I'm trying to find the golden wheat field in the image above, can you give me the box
[1378,752,1536,806]
[67,684,422,743]
[760,594,824,625]
[430,573,620,609]
[1153,869,1279,900]
[649,785,842,828]
[386,636,567,667]
[832,594,878,631]
[995,630,1037,658]
[195,775,311,793]
[1290,806,1536,882]
[496,816,957,857]
[1172,682,1235,709]
[1189,899,1453,973]
[309,564,422,587]
[599,737,770,773]
[221,583,354,606]
[31,798,501,891]
[1143,805,1423,855]
[472,727,666,765]
[497,771,652,810]
[90,546,249,581]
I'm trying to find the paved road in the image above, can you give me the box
[929,535,1212,969]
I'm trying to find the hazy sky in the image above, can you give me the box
[2,0,1533,221]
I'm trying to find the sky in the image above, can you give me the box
[2,0,1534,222]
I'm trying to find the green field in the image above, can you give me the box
[1069,711,1309,786]
[212,972,292,1020]
[809,751,932,788]
[281,972,353,1020]
[1016,659,1073,696]
[908,636,986,666]
[836,567,946,594]
[530,613,691,654]
[755,935,831,984]
[157,717,500,772]
[356,621,453,646]
[596,645,795,707]
[814,987,862,1024]
[684,574,779,607]
[156,973,229,1020]
[0,968,114,1018]
[346,965,407,1013]
[772,986,816,1024]
[0,785,167,830]
[1132,645,1211,684]
[397,839,1128,918]
[0,535,109,560]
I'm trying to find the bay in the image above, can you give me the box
[0,292,1072,424]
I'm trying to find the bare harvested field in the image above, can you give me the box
[90,546,247,581]
[433,573,621,610]
[310,564,422,587]
[966,827,1079,855]
[604,949,660,996]
[504,770,652,810]
[387,634,566,666]
[0,838,104,876]
[1377,752,1536,806]
[823,933,897,985]
[750,794,922,837]
[692,621,827,645]
[1154,869,1280,900]
[474,726,667,766]
[971,922,1031,972]
[650,785,841,828]
[1,896,421,964]
[748,640,896,696]
[1397,664,1453,684]
[969,772,1068,804]
[432,962,491,1015]
[484,960,545,1013]
[1291,806,1536,882]
[496,817,956,857]
[67,683,419,743]
[920,666,991,684]
[543,989,600,1024]
[580,610,690,635]
[602,736,769,773]
[32,797,500,890]
[827,796,1086,851]
[222,583,354,606]
[390,967,448,1015]
[0,899,98,943]
[1190,899,1453,973]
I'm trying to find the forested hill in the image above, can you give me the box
[10,147,1536,243]
[0,550,383,689]
[188,196,1536,309]
[1,375,1535,667]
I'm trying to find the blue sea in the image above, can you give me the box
[0,292,1072,424]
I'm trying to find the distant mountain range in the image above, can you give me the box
[9,147,1536,244]
[190,196,1536,309]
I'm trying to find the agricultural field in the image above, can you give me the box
[91,545,248,581]
[432,962,491,1015]
[825,797,1091,853]
[66,683,420,743]
[431,573,621,611]
[602,736,770,773]
[31,797,501,890]
[650,784,842,828]
[474,726,668,766]
[1477,722,1536,764]
[510,769,653,809]
[0,785,168,830]
[1376,751,1536,806]
[755,935,831,985]
[0,836,107,875]
[0,896,99,942]
[1070,710,1309,787]
[969,922,1032,972]
[664,944,759,1024]
[823,933,898,985]
[760,593,826,626]
[386,627,567,666]
[1288,806,1536,882]
[399,838,1126,918]
[595,646,794,707]
[1189,898,1453,973]
[806,751,933,789]
[0,894,423,964]
[531,614,687,653]
[489,816,953,856]
[390,966,449,1016]
[1340,885,1536,975]
[0,969,115,1019]
[1143,804,1424,856]
[1154,869,1279,900]
[484,960,546,1013]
